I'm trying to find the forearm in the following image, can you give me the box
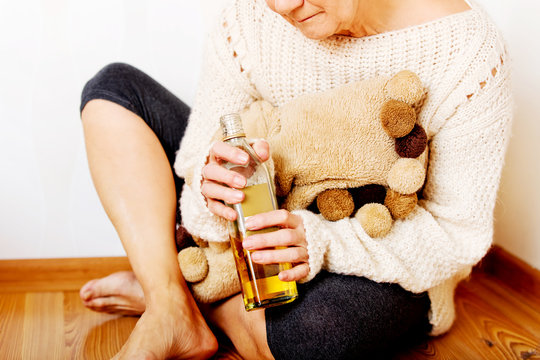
[295,78,513,290]
[174,36,256,240]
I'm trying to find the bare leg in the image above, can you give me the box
[202,294,274,360]
[81,99,217,359]
[81,271,274,360]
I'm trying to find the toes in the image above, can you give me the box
[80,279,98,300]
[81,271,139,300]
[83,296,144,316]
[84,296,113,310]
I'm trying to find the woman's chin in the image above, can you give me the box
[298,26,335,40]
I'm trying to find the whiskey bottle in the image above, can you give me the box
[220,113,298,311]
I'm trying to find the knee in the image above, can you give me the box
[80,62,141,113]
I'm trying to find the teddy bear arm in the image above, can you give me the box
[189,247,241,303]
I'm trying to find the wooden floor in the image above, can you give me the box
[1,253,539,359]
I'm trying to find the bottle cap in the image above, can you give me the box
[220,113,246,141]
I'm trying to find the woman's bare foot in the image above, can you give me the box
[112,301,218,360]
[81,272,218,359]
[80,271,146,315]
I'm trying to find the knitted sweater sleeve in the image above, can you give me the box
[173,17,257,243]
[295,64,513,291]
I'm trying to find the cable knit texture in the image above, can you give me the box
[174,0,513,336]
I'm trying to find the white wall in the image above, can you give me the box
[474,0,540,270]
[0,0,225,259]
[1,0,539,268]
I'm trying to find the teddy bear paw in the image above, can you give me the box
[177,247,209,283]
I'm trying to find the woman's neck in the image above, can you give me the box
[342,0,472,38]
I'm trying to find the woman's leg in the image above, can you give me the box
[78,63,430,360]
[264,271,432,360]
[79,63,217,359]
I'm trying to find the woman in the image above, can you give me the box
[79,0,512,358]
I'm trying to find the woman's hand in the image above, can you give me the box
[201,139,309,282]
[243,209,310,282]
[201,139,269,221]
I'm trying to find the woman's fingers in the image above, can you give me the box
[202,163,246,189]
[250,139,270,162]
[245,209,302,230]
[209,141,249,165]
[243,228,300,249]
[278,263,310,282]
[201,181,244,205]
[206,198,237,221]
[250,246,308,265]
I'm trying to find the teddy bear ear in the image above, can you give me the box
[385,70,424,105]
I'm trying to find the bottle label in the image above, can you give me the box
[240,183,275,217]
[240,183,279,237]
[238,183,280,280]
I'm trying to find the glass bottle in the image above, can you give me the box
[220,113,298,311]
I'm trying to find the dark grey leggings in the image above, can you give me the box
[80,63,432,359]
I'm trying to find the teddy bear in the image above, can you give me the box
[240,70,428,237]
[177,70,428,303]
[176,225,241,303]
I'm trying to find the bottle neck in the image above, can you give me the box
[223,134,246,142]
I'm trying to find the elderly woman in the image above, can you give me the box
[79,0,512,358]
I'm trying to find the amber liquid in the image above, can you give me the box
[229,225,298,311]
[221,124,298,311]
[228,183,298,311]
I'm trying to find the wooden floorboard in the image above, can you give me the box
[0,251,539,359]
[0,293,25,359]
[397,274,540,360]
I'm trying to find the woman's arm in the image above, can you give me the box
[293,64,513,290]
[174,20,258,242]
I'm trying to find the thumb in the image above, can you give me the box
[251,138,270,162]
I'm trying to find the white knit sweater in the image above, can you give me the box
[174,0,513,336]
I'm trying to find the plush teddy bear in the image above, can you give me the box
[177,70,428,303]
[241,70,428,237]
[176,226,240,303]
